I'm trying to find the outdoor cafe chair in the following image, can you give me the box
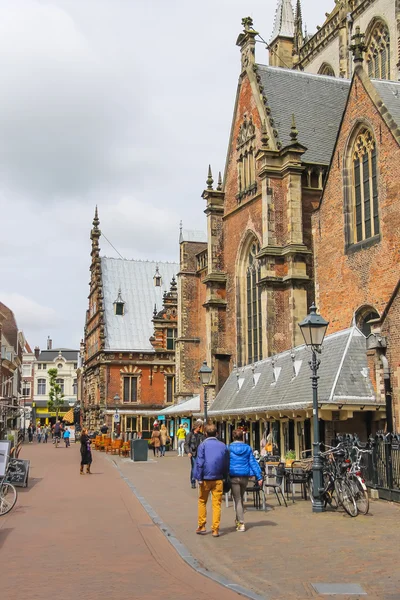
[263,463,288,507]
[286,460,312,503]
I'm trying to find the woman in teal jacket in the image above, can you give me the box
[229,429,263,532]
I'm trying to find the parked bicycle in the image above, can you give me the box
[0,452,18,517]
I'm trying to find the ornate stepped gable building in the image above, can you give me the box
[177,1,400,450]
[82,209,178,434]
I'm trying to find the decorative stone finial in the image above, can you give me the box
[93,205,100,230]
[350,27,367,64]
[290,114,298,142]
[206,165,214,190]
[242,16,254,32]
[153,304,157,317]
[261,120,270,148]
[170,276,177,292]
[217,172,223,191]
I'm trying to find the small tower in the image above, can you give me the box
[269,0,295,68]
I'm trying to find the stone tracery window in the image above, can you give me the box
[366,21,390,80]
[318,63,335,77]
[351,129,379,244]
[236,115,257,202]
[246,241,262,363]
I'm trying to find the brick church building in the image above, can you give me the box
[177,0,400,450]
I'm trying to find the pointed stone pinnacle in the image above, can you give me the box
[206,165,214,190]
[217,172,222,191]
[290,114,298,142]
[93,205,100,229]
[153,304,157,317]
[261,120,270,148]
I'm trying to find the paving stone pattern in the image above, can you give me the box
[117,451,400,600]
[0,444,241,600]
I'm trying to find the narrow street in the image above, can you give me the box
[0,443,241,600]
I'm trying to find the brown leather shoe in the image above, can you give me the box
[195,526,207,535]
[212,529,220,538]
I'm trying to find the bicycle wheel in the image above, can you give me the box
[348,475,369,515]
[334,478,357,517]
[0,482,17,516]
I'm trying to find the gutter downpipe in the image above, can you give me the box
[380,354,394,433]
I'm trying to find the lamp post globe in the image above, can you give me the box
[298,303,329,514]
[198,361,212,424]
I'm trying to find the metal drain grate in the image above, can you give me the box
[312,583,367,595]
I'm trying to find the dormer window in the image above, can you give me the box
[154,266,162,287]
[114,288,125,316]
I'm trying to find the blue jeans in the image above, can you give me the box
[190,456,197,485]
[160,444,166,456]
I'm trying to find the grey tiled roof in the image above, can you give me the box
[179,229,207,244]
[38,349,78,362]
[371,79,400,130]
[209,328,376,416]
[257,65,350,164]
[101,257,178,352]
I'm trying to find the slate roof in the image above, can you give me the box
[179,229,207,244]
[257,65,350,164]
[101,257,178,352]
[38,349,78,362]
[209,328,376,416]
[371,79,400,130]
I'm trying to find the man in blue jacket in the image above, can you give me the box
[193,423,229,538]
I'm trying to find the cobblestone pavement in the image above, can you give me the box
[0,443,241,600]
[116,449,400,600]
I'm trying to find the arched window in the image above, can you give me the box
[236,115,257,202]
[246,241,262,364]
[318,63,335,77]
[351,128,379,244]
[366,20,390,80]
[355,306,380,337]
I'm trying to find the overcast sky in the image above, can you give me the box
[0,0,333,350]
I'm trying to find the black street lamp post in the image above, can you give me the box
[198,361,212,424]
[299,303,329,514]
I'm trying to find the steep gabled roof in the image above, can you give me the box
[257,65,350,164]
[101,258,178,352]
[0,302,19,352]
[210,328,376,416]
[370,79,400,133]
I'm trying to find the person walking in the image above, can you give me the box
[80,428,92,474]
[194,423,229,538]
[176,422,186,456]
[27,423,33,444]
[63,427,71,448]
[150,425,161,458]
[228,429,263,532]
[42,425,49,443]
[37,425,42,443]
[159,424,170,457]
[184,420,205,489]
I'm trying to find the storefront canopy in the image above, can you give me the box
[158,395,200,416]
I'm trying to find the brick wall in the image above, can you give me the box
[313,71,400,332]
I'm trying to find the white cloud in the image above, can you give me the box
[0,293,59,333]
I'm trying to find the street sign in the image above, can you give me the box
[114,413,120,423]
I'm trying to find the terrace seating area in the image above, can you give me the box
[93,435,131,457]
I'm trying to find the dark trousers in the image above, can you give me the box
[190,456,197,485]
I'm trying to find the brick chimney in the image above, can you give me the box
[34,346,40,359]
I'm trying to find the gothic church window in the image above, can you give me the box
[351,129,379,244]
[236,115,257,202]
[366,21,390,80]
[246,241,262,364]
[318,63,335,77]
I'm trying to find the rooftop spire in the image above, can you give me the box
[217,172,222,191]
[93,205,100,231]
[294,0,303,53]
[290,114,298,142]
[206,165,214,190]
[270,0,295,43]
